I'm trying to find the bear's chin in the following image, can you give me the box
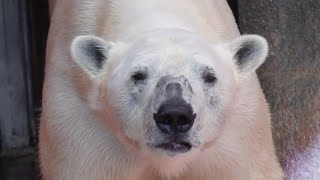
[142,147,199,178]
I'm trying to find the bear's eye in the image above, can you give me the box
[203,73,217,84]
[131,71,148,82]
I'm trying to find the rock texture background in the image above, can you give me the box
[238,0,320,179]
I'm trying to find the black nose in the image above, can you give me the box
[153,99,196,134]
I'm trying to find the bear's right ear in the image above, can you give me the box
[71,35,113,77]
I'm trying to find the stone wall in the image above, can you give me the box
[238,0,320,179]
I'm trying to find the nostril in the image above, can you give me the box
[164,114,172,122]
[177,113,195,133]
[179,116,192,132]
[153,113,172,134]
[178,115,186,121]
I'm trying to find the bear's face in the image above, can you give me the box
[71,29,268,174]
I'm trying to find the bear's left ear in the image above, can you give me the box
[229,35,268,75]
[71,35,114,77]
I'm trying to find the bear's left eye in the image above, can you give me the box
[203,72,217,84]
[131,71,148,83]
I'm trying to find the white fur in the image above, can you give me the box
[40,0,284,179]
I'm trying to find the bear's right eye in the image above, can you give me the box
[131,71,148,83]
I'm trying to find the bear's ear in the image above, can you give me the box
[229,35,268,75]
[71,35,113,76]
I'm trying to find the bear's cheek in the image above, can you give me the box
[194,98,228,146]
[96,102,143,151]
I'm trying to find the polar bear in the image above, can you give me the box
[40,0,284,179]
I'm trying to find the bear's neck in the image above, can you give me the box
[109,0,194,40]
[104,0,239,43]
[115,11,193,41]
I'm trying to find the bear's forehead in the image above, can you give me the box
[133,29,211,47]
[131,36,216,59]
[123,29,230,69]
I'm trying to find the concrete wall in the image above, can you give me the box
[0,0,34,154]
[238,0,320,179]
[0,0,48,179]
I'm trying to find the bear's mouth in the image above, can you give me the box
[156,141,192,153]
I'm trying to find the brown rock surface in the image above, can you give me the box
[238,0,320,179]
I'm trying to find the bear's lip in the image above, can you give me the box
[155,141,192,153]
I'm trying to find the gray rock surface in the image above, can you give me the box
[238,0,320,179]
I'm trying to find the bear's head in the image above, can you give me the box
[71,29,268,176]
